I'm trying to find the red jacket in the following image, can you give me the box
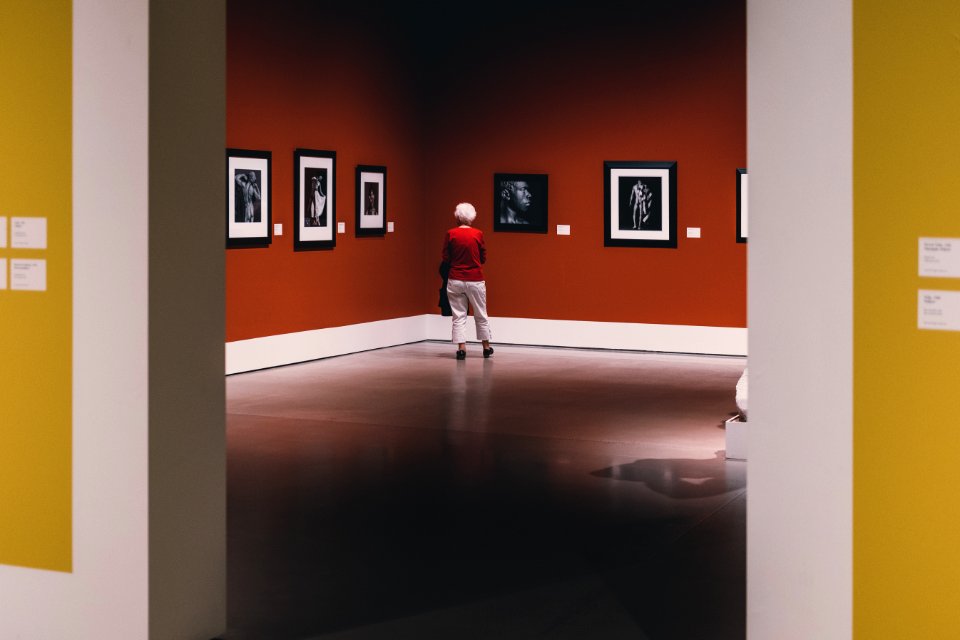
[441,226,486,281]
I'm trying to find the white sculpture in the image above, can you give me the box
[735,367,748,420]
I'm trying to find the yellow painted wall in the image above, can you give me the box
[855,2,960,636]
[0,1,72,571]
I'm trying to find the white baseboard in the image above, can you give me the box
[226,315,428,374]
[425,314,747,356]
[227,314,747,374]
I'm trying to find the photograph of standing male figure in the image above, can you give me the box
[620,176,662,232]
[364,183,379,216]
[227,148,271,248]
[234,169,262,223]
[603,160,676,248]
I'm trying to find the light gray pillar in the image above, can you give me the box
[747,0,853,638]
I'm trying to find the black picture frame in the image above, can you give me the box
[493,173,548,233]
[355,165,387,237]
[294,148,336,250]
[603,161,678,248]
[736,168,748,243]
[226,148,272,248]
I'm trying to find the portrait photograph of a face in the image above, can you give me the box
[355,165,386,237]
[226,148,272,248]
[493,173,548,233]
[294,148,336,250]
[604,161,677,248]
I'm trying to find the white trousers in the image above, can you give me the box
[447,279,491,343]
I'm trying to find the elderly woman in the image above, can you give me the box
[441,203,493,360]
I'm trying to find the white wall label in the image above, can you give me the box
[557,224,570,236]
[387,221,395,233]
[274,223,283,236]
[0,258,6,290]
[919,237,960,278]
[918,289,960,331]
[10,258,46,291]
[687,227,701,238]
[11,216,47,249]
[337,221,345,234]
[0,216,7,248]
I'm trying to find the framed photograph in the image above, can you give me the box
[294,148,336,250]
[227,149,271,248]
[493,173,548,233]
[355,165,386,237]
[603,161,677,248]
[736,168,748,243]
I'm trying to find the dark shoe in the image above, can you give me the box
[456,350,466,360]
[483,347,494,358]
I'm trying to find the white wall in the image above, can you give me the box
[227,315,747,374]
[425,315,747,355]
[747,0,853,638]
[0,1,151,637]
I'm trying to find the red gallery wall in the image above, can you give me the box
[421,2,747,327]
[226,2,427,342]
[227,1,746,343]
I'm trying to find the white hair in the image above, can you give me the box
[454,202,477,225]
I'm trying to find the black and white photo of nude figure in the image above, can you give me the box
[234,169,262,223]
[619,176,662,231]
[629,179,652,229]
[304,168,327,227]
[364,183,379,216]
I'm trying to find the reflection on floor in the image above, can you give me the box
[226,342,747,640]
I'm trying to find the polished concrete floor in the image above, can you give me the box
[226,342,747,640]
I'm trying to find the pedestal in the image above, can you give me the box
[725,415,748,461]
